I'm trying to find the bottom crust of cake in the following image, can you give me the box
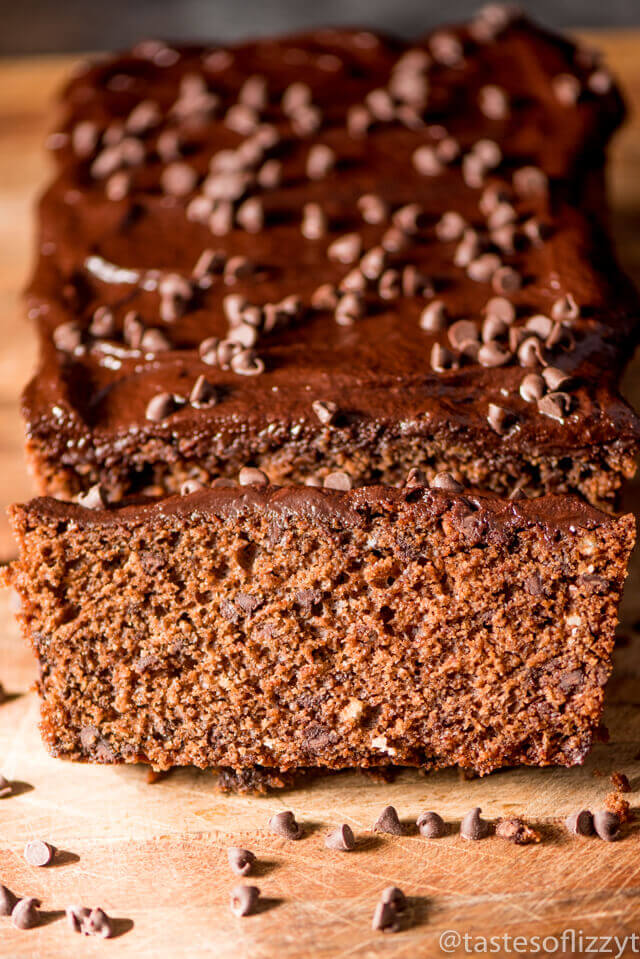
[5,485,635,778]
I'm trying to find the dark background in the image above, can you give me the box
[2,0,639,56]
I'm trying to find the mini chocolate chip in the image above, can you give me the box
[269,810,304,840]
[381,886,407,913]
[513,165,548,197]
[436,136,461,164]
[227,847,256,876]
[302,203,328,240]
[366,87,395,121]
[496,818,541,845]
[589,69,613,94]
[360,246,387,281]
[478,342,511,367]
[0,774,12,798]
[393,203,424,234]
[491,224,518,254]
[520,373,546,402]
[593,810,620,842]
[462,153,487,188]
[77,484,106,509]
[127,99,161,134]
[420,300,448,332]
[378,269,401,300]
[551,293,580,321]
[189,374,218,408]
[417,810,447,838]
[238,466,269,486]
[66,905,92,933]
[542,367,573,391]
[526,314,554,339]
[257,158,282,189]
[141,329,171,353]
[373,805,403,835]
[12,898,40,930]
[487,202,517,230]
[79,907,114,938]
[306,143,335,180]
[448,319,478,350]
[210,200,234,235]
[24,839,55,867]
[105,170,130,201]
[432,471,463,492]
[347,104,372,137]
[372,901,400,933]
[312,399,338,425]
[53,321,82,352]
[193,248,225,282]
[479,183,512,216]
[436,211,467,241]
[472,138,502,169]
[238,74,268,109]
[224,255,254,282]
[431,342,455,372]
[429,30,463,66]
[553,73,581,106]
[381,227,409,253]
[161,161,197,196]
[357,193,388,224]
[282,81,311,113]
[405,467,427,487]
[156,128,182,162]
[324,471,352,491]
[225,103,259,135]
[481,314,508,342]
[0,884,17,916]
[311,284,339,310]
[412,145,443,176]
[518,336,546,367]
[328,233,362,264]
[467,253,501,283]
[180,480,204,494]
[89,306,116,338]
[187,194,213,223]
[72,120,99,157]
[479,84,509,119]
[460,807,491,840]
[523,217,552,246]
[146,392,177,422]
[325,824,355,851]
[565,810,595,836]
[335,292,365,324]
[230,886,260,917]
[402,265,433,298]
[236,197,264,233]
[484,295,516,324]
[492,266,521,295]
[487,403,515,434]
[454,234,481,269]
[538,391,571,422]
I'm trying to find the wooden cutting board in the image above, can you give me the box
[2,32,640,958]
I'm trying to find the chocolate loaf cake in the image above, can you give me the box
[5,480,634,775]
[24,8,640,507]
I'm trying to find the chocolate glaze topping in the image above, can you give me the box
[24,12,640,478]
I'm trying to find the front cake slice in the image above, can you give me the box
[5,480,634,776]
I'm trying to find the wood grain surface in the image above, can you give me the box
[1,32,640,959]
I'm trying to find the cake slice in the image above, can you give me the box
[23,10,640,509]
[5,478,634,776]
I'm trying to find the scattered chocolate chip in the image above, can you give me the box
[492,265,521,294]
[542,366,573,391]
[335,292,365,324]
[180,480,204,494]
[393,203,424,235]
[432,471,463,492]
[126,99,161,135]
[105,170,131,201]
[78,907,114,938]
[302,203,328,240]
[378,269,401,300]
[517,336,546,367]
[537,391,571,422]
[487,403,515,434]
[269,810,303,840]
[312,399,338,425]
[72,120,99,157]
[551,293,580,322]
[431,342,455,372]
[472,137,502,169]
[417,810,448,838]
[487,201,517,230]
[405,467,427,487]
[225,103,259,135]
[480,183,512,216]
[53,321,82,353]
[209,200,234,235]
[448,319,478,350]
[328,233,362,264]
[373,805,403,835]
[436,136,461,164]
[513,165,548,197]
[553,73,581,106]
[481,314,508,342]
[281,81,311,114]
[381,886,407,912]
[484,295,516,324]
[306,144,335,180]
[311,284,339,310]
[412,145,443,176]
[357,193,388,224]
[429,30,463,66]
[347,104,372,138]
[224,255,254,282]
[420,300,448,332]
[12,898,40,930]
[24,839,55,867]
[372,900,400,933]
[141,329,171,353]
[460,807,491,840]
[76,482,105,509]
[0,885,17,916]
[436,211,467,241]
[156,128,181,163]
[0,774,12,798]
[325,824,356,851]
[89,305,116,338]
[360,246,387,281]
[227,847,256,877]
[146,392,178,422]
[238,466,269,486]
[324,471,352,491]
[236,197,264,233]
[189,374,218,408]
[230,884,260,917]
[496,818,541,845]
[468,253,501,283]
[520,373,546,402]
[161,161,197,196]
[293,105,323,136]
[589,69,613,95]
[526,314,554,339]
[593,810,620,842]
[479,84,509,119]
[257,158,282,189]
[381,227,410,253]
[478,342,511,367]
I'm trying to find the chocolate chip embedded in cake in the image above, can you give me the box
[5,482,634,778]
[22,16,639,507]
